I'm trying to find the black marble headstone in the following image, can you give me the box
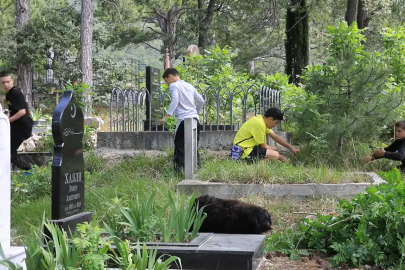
[145,66,161,121]
[50,91,92,234]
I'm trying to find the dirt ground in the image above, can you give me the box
[258,253,381,270]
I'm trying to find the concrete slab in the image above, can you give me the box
[177,172,386,199]
[109,233,265,270]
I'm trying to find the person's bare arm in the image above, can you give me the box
[268,132,300,155]
[9,109,26,123]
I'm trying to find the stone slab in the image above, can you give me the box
[0,247,26,270]
[177,173,386,199]
[109,233,265,270]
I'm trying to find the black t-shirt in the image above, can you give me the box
[5,86,33,126]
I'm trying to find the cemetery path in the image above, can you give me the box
[95,147,165,160]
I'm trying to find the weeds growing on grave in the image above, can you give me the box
[198,158,370,184]
[0,215,181,270]
[104,191,206,243]
[197,144,400,184]
[265,168,405,269]
[11,164,52,203]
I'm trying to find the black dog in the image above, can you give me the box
[193,195,272,234]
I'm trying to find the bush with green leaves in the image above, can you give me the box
[38,124,96,153]
[104,191,207,243]
[160,45,296,126]
[266,168,405,268]
[288,22,405,154]
[0,216,180,270]
[11,164,52,204]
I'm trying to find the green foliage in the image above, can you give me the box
[158,192,207,243]
[110,238,181,270]
[41,221,81,269]
[171,46,295,124]
[265,168,405,268]
[30,108,43,121]
[107,191,157,242]
[72,221,110,270]
[104,191,206,243]
[63,82,92,110]
[289,22,405,152]
[0,244,24,270]
[11,165,52,204]
[198,157,369,184]
[1,213,180,270]
[38,124,96,153]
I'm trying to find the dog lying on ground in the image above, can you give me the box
[193,195,272,234]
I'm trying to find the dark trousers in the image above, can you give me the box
[11,123,32,170]
[174,119,201,172]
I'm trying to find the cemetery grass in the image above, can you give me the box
[11,151,182,245]
[197,151,379,184]
[11,150,374,246]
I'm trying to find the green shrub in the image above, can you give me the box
[104,191,206,243]
[266,168,405,268]
[11,164,52,204]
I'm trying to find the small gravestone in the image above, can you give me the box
[50,91,92,234]
[145,66,161,130]
[184,118,198,179]
[0,104,26,269]
[186,45,200,56]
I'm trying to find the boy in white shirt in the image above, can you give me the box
[160,68,205,172]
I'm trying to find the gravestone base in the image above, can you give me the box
[50,212,93,237]
[108,233,265,270]
[0,247,26,270]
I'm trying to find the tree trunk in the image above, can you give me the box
[16,0,33,110]
[345,0,358,26]
[197,0,217,50]
[80,0,93,117]
[357,0,369,29]
[285,0,309,85]
[155,7,184,67]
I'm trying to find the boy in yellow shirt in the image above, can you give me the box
[232,107,300,161]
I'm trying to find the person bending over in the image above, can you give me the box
[232,107,300,162]
[362,120,405,172]
[0,71,33,171]
[159,68,205,172]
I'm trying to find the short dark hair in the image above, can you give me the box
[0,71,13,79]
[263,107,283,121]
[395,120,405,130]
[162,68,179,79]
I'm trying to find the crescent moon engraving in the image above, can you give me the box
[70,104,76,118]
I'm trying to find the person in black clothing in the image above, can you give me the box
[1,72,33,171]
[362,120,405,171]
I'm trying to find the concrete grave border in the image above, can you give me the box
[177,172,386,200]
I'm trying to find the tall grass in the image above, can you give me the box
[11,147,393,246]
[11,151,181,245]
[198,159,369,184]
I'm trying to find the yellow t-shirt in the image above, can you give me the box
[233,115,272,158]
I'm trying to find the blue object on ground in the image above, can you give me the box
[24,172,32,176]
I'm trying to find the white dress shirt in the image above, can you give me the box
[167,80,205,125]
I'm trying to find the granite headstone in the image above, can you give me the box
[145,66,161,126]
[50,91,92,234]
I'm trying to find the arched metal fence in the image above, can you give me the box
[110,88,151,132]
[109,85,281,132]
